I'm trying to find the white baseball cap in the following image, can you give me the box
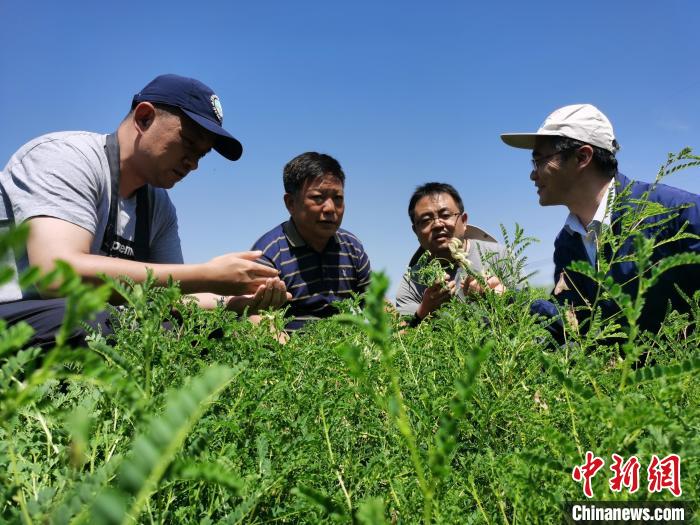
[501,104,619,153]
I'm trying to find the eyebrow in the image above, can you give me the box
[419,206,453,217]
[180,128,213,155]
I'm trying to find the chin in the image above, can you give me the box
[432,238,451,249]
[318,222,339,232]
[429,247,451,260]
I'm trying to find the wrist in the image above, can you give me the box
[408,311,423,327]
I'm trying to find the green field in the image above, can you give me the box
[1,152,699,524]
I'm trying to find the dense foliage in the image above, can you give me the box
[1,151,699,524]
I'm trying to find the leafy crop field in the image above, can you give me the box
[2,272,699,524]
[1,152,699,524]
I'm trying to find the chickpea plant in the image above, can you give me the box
[0,150,699,524]
[409,250,453,290]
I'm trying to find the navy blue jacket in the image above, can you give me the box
[532,173,700,340]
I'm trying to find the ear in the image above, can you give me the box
[411,223,417,235]
[132,102,157,133]
[461,212,468,224]
[576,145,594,170]
[283,193,295,214]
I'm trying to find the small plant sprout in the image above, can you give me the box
[409,250,452,290]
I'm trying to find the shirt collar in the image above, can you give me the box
[282,219,340,250]
[563,179,615,236]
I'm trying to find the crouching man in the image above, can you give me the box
[397,182,507,326]
[251,152,371,331]
[0,74,289,348]
[501,103,700,344]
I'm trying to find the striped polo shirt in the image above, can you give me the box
[251,220,371,330]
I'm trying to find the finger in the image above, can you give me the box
[461,276,473,292]
[247,285,266,311]
[247,260,281,278]
[486,276,500,287]
[429,282,443,292]
[259,279,275,308]
[271,278,288,303]
[269,280,286,307]
[230,250,265,261]
[467,279,483,294]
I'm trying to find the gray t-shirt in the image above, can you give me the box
[0,131,183,301]
[395,238,508,316]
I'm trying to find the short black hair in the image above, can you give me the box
[408,182,464,224]
[550,136,619,179]
[122,102,182,123]
[283,152,345,194]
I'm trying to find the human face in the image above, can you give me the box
[530,138,577,206]
[136,105,214,189]
[412,193,467,260]
[285,174,345,252]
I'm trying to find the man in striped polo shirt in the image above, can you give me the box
[251,152,371,331]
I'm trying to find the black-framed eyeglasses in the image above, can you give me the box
[531,147,577,171]
[415,211,462,230]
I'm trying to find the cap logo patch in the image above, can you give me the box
[210,94,224,124]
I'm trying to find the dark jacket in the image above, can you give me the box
[532,172,700,342]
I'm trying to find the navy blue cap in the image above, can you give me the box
[132,74,243,161]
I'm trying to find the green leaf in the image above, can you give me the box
[90,364,242,525]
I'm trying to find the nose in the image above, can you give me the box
[321,198,336,214]
[530,169,538,181]
[183,155,199,172]
[432,217,448,229]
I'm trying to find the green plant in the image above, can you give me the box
[0,150,698,524]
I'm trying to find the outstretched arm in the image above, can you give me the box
[27,217,280,298]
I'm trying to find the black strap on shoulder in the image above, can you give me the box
[101,133,121,256]
[101,132,151,261]
[134,186,151,262]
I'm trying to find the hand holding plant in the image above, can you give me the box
[448,237,507,295]
[461,273,506,295]
[416,277,456,319]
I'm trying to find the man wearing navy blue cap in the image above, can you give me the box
[0,74,290,348]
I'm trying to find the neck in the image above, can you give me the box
[307,237,330,253]
[568,172,611,227]
[116,123,146,198]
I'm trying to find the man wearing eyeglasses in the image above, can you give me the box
[501,104,700,343]
[396,182,506,325]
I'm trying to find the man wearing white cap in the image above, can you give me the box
[501,104,700,343]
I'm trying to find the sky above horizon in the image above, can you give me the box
[1,1,699,297]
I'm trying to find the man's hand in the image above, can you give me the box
[416,275,456,320]
[224,278,292,315]
[462,274,506,295]
[203,251,281,296]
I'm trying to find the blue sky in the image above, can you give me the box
[1,1,699,296]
